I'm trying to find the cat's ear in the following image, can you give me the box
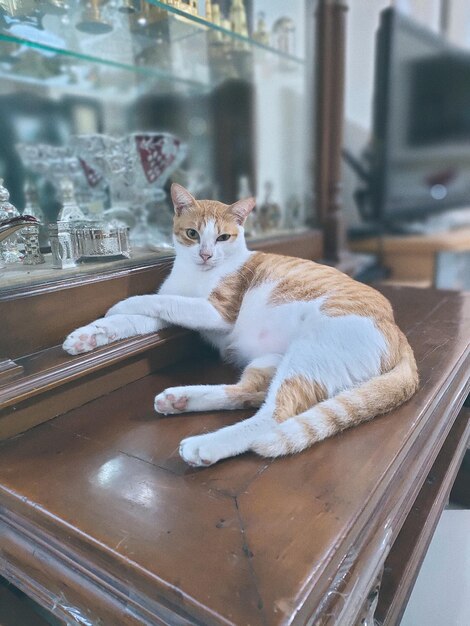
[171,183,196,216]
[229,197,256,225]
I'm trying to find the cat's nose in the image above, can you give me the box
[199,251,213,262]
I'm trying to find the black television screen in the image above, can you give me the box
[370,8,470,223]
[408,54,470,146]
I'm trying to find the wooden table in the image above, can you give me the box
[0,287,469,626]
[350,228,470,285]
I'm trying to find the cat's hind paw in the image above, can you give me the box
[154,390,189,415]
[63,322,116,355]
[179,434,226,467]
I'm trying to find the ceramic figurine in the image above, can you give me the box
[272,17,296,55]
[230,0,248,36]
[285,195,303,229]
[205,0,212,22]
[76,0,113,34]
[237,176,257,237]
[257,181,282,232]
[253,12,269,46]
[24,180,48,247]
[57,179,87,222]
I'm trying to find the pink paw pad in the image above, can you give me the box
[173,396,188,410]
[155,393,189,413]
[78,333,97,348]
[156,398,167,412]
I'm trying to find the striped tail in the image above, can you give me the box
[252,344,419,458]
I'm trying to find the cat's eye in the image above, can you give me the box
[216,233,231,242]
[186,228,199,240]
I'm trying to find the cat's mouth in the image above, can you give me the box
[197,260,217,271]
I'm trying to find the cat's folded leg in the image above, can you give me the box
[107,294,230,332]
[179,409,275,467]
[63,314,167,355]
[155,354,281,415]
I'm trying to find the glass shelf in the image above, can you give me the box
[0,32,204,94]
[147,1,304,63]
[0,1,304,93]
[0,0,313,291]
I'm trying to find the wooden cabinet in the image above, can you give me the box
[0,287,469,625]
[350,228,470,286]
[1,3,469,625]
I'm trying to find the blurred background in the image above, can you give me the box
[0,0,469,290]
[344,0,470,290]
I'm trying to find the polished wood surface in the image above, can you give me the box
[0,329,203,442]
[0,287,469,625]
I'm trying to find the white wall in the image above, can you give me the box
[447,0,470,48]
[401,510,470,626]
[345,0,390,131]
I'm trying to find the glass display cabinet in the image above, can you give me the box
[0,0,354,425]
[0,0,317,291]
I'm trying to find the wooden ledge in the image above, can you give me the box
[0,230,322,361]
[0,328,203,441]
[0,328,193,411]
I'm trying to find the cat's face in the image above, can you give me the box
[170,183,255,271]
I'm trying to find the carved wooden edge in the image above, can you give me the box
[0,231,322,303]
[0,359,23,383]
[375,406,470,626]
[298,351,470,625]
[0,329,207,442]
[0,328,190,411]
[0,256,175,302]
[0,511,201,626]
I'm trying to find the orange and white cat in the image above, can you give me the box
[63,184,418,467]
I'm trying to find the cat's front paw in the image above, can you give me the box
[63,321,116,355]
[179,434,225,467]
[154,389,189,415]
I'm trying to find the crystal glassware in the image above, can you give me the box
[17,143,106,217]
[0,178,23,264]
[72,132,186,247]
[21,224,45,265]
